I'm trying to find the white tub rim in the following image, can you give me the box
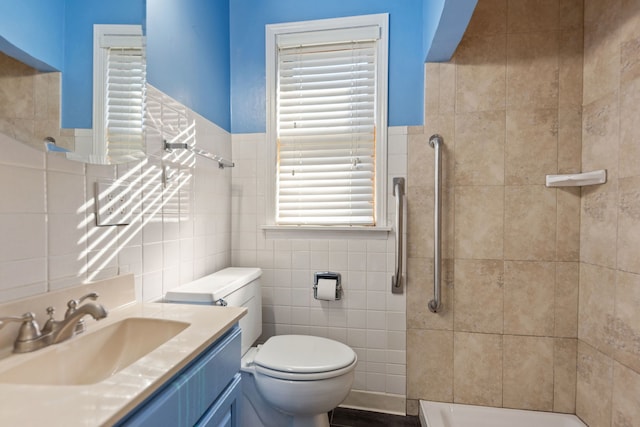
[419,400,587,427]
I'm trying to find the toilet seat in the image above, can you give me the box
[252,335,357,381]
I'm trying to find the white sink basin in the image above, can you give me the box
[0,317,189,386]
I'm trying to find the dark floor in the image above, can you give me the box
[329,407,420,427]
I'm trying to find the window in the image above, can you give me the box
[81,24,146,165]
[266,14,389,228]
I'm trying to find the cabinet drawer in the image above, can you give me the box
[118,325,241,427]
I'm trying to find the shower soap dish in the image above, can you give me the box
[545,169,606,187]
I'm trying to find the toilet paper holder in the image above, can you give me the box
[313,272,342,301]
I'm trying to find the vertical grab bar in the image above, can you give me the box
[391,177,405,294]
[428,134,443,313]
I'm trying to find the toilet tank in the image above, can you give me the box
[164,267,262,355]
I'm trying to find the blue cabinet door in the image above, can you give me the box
[195,374,241,427]
[117,326,241,427]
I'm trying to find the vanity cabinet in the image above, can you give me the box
[116,325,242,427]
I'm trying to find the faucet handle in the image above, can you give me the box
[41,306,60,335]
[0,312,36,330]
[0,312,42,351]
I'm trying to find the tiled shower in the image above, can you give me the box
[406,1,640,426]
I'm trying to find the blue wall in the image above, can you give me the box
[0,0,475,134]
[61,0,145,129]
[229,0,424,133]
[0,0,66,71]
[146,0,231,132]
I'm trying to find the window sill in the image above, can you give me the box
[261,225,392,240]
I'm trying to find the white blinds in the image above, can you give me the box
[276,41,377,225]
[105,46,146,162]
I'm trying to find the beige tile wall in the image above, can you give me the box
[0,52,74,152]
[577,1,640,427]
[407,0,583,415]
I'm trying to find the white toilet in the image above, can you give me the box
[165,267,357,427]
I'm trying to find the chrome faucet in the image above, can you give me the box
[64,292,100,335]
[50,301,108,344]
[0,293,108,353]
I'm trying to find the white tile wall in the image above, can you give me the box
[0,86,232,304]
[231,126,408,398]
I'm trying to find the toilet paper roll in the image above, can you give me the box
[316,278,337,301]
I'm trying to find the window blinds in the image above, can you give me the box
[276,40,377,225]
[105,46,146,162]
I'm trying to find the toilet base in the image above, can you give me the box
[291,414,330,427]
[240,370,332,427]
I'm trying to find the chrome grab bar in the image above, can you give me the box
[428,134,443,313]
[391,177,405,294]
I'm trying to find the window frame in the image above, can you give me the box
[265,14,389,231]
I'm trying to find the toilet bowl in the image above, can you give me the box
[242,335,357,427]
[164,268,358,427]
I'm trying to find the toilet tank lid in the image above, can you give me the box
[165,267,262,303]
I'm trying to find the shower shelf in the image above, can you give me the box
[545,169,606,187]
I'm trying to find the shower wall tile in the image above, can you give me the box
[453,332,503,407]
[619,79,640,178]
[556,187,581,261]
[620,34,640,84]
[455,186,504,260]
[614,270,640,373]
[506,0,559,33]
[503,261,555,336]
[504,185,556,261]
[424,64,440,116]
[454,259,504,334]
[557,108,582,175]
[577,341,613,427]
[503,335,554,411]
[580,187,618,268]
[0,53,70,152]
[407,131,433,188]
[617,176,640,273]
[505,109,558,185]
[438,62,457,114]
[407,329,453,402]
[455,34,507,113]
[506,32,559,110]
[559,31,584,109]
[554,262,579,338]
[559,0,584,31]
[406,186,433,259]
[454,111,505,186]
[578,262,616,357]
[612,361,640,427]
[582,93,620,188]
[583,1,621,106]
[553,338,577,414]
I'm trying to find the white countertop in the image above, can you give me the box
[0,301,246,426]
